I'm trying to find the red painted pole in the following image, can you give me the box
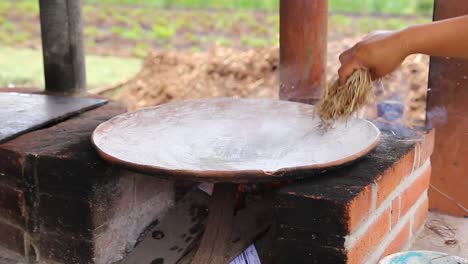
[279,0,328,104]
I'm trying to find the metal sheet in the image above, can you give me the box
[0,92,106,143]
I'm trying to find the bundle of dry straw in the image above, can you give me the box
[317,69,373,128]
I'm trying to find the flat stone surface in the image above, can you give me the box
[410,211,468,260]
[0,101,126,190]
[0,92,106,143]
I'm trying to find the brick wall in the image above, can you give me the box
[0,102,175,264]
[345,159,431,264]
[274,129,434,264]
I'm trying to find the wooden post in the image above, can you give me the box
[39,0,86,93]
[279,0,328,104]
[191,183,238,264]
[426,0,468,216]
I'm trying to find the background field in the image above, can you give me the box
[83,0,433,13]
[0,0,433,88]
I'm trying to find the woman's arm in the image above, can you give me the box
[338,15,468,85]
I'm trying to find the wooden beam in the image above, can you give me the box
[39,0,86,93]
[279,0,328,104]
[191,183,237,264]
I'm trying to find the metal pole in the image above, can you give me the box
[426,0,468,216]
[279,0,328,104]
[39,0,86,93]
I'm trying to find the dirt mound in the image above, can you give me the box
[118,46,280,110]
[118,37,428,126]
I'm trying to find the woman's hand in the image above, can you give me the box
[338,30,411,85]
[338,15,468,85]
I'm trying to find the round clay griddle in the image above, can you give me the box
[92,98,380,182]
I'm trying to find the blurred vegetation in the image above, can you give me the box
[0,0,433,52]
[0,47,141,88]
[0,0,434,88]
[82,0,434,14]
[0,0,435,14]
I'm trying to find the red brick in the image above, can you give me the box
[347,208,391,264]
[347,185,373,232]
[412,198,429,234]
[376,150,415,207]
[0,220,25,255]
[382,221,411,259]
[0,148,25,186]
[391,196,400,228]
[0,184,25,225]
[401,167,431,217]
[417,129,435,168]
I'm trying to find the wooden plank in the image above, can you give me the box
[191,183,238,264]
[178,195,275,264]
[228,196,274,262]
[254,222,276,264]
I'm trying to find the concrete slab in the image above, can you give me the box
[410,211,468,259]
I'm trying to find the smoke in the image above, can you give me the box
[425,106,448,129]
[366,103,447,141]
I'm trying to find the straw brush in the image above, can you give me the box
[317,69,373,128]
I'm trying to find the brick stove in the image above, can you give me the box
[1,0,459,262]
[0,89,434,264]
[0,91,174,264]
[274,129,434,264]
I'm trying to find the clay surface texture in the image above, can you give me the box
[92,98,380,180]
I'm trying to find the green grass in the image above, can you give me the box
[329,0,433,15]
[82,0,433,14]
[112,26,146,41]
[3,0,433,13]
[85,0,433,14]
[241,36,270,48]
[151,24,176,41]
[85,0,279,10]
[0,47,142,88]
[0,0,434,89]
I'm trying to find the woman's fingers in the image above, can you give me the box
[338,61,360,86]
[338,50,352,64]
